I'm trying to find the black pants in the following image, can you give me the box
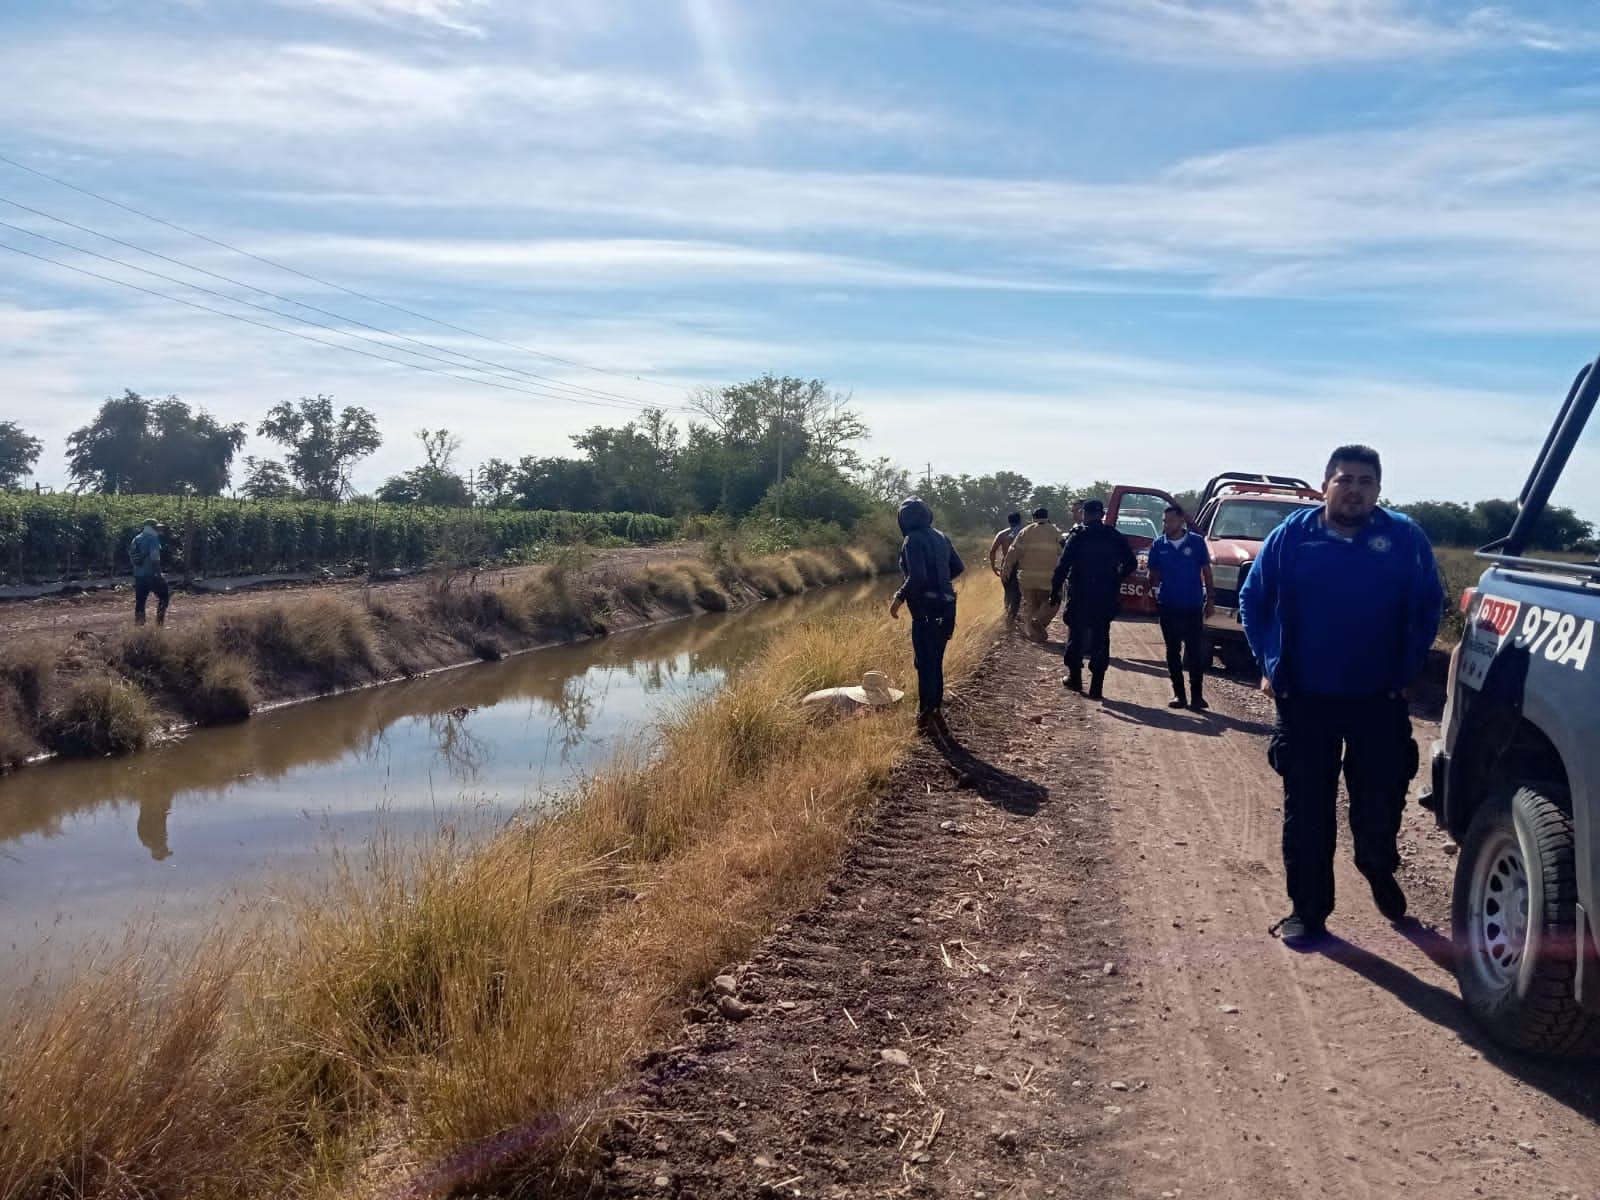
[1158,606,1206,674]
[910,601,956,714]
[1001,570,1021,623]
[134,575,170,626]
[1268,692,1419,924]
[1063,614,1113,674]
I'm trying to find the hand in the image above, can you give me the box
[1204,600,1216,619]
[889,598,904,620]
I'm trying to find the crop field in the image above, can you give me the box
[0,494,677,583]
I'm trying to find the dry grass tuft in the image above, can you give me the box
[216,598,376,689]
[0,940,269,1200]
[40,677,155,758]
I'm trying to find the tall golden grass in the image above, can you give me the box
[0,575,1003,1199]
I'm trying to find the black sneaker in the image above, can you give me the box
[1062,674,1082,692]
[1190,695,1210,710]
[1272,912,1328,948]
[1168,696,1188,709]
[1369,874,1407,922]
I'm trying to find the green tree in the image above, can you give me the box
[570,408,682,514]
[512,455,603,511]
[238,456,300,500]
[474,457,517,508]
[681,375,867,517]
[0,420,43,489]
[757,460,872,526]
[856,456,914,505]
[65,390,246,494]
[257,394,382,502]
[377,428,471,507]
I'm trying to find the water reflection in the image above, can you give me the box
[0,579,889,972]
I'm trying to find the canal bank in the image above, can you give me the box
[0,539,895,773]
[0,577,893,982]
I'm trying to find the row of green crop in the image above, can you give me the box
[0,495,676,584]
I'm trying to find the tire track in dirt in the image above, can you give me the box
[587,623,1600,1200]
[1079,618,1599,1200]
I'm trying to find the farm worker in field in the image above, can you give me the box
[1001,507,1065,642]
[1240,444,1443,949]
[1146,503,1215,710]
[988,511,1024,627]
[129,519,170,627]
[889,497,965,741]
[1050,498,1137,699]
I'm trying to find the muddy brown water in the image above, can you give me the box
[0,579,893,982]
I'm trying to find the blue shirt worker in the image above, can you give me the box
[890,497,966,741]
[129,519,171,627]
[1240,445,1444,948]
[1146,504,1214,710]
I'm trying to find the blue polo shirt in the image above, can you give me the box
[1148,531,1210,609]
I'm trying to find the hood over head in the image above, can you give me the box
[897,496,934,535]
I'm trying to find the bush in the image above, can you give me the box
[43,678,155,758]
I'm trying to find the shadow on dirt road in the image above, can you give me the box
[1318,927,1600,1123]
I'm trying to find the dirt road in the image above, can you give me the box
[592,618,1600,1199]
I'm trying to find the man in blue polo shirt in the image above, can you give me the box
[1147,503,1214,710]
[1240,445,1443,947]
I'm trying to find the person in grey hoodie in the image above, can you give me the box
[889,497,965,739]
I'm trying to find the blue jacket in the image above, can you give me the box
[893,498,965,614]
[1239,506,1444,696]
[129,528,163,579]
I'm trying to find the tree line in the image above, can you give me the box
[0,375,882,529]
[3,395,1594,550]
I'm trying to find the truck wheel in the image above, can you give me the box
[1451,782,1600,1057]
[1216,642,1256,677]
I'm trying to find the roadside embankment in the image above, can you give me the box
[0,540,896,773]
[0,574,1003,1200]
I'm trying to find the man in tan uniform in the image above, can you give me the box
[1002,507,1066,642]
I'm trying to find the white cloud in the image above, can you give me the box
[268,0,493,36]
[882,0,1594,65]
[244,234,1078,292]
[0,32,935,162]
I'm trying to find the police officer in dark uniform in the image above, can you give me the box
[1049,498,1138,699]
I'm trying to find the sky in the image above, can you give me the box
[4,0,1600,512]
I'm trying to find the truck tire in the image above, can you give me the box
[1452,782,1600,1057]
[1215,640,1257,677]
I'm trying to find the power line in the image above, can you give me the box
[0,191,674,412]
[0,151,689,396]
[0,215,661,413]
[0,236,687,411]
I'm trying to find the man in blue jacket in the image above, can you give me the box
[129,518,170,627]
[890,497,965,740]
[1240,446,1443,947]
